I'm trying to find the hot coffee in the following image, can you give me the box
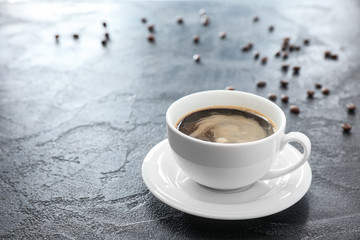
[177,107,276,143]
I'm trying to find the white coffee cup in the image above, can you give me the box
[166,90,311,190]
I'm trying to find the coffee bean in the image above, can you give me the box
[290,105,300,114]
[342,123,352,133]
[72,34,79,40]
[102,22,107,28]
[101,39,107,47]
[330,54,338,60]
[307,90,315,98]
[304,38,310,45]
[322,88,330,95]
[295,46,301,51]
[253,51,260,60]
[268,25,275,32]
[289,45,296,52]
[280,80,289,88]
[201,15,210,26]
[55,34,60,42]
[105,32,110,40]
[268,93,277,101]
[281,64,290,72]
[293,66,301,75]
[193,54,201,62]
[283,37,290,44]
[242,42,253,52]
[147,24,154,32]
[193,35,200,43]
[346,103,356,113]
[324,51,332,58]
[177,16,184,24]
[253,16,259,22]
[256,81,266,87]
[242,45,249,52]
[275,51,281,58]
[218,31,226,39]
[281,94,289,103]
[147,34,155,42]
[315,83,322,89]
[141,18,147,23]
[261,56,268,65]
[225,86,235,90]
[283,52,288,60]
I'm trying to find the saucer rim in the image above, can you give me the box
[142,139,312,220]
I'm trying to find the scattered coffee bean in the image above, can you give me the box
[324,51,332,58]
[72,34,79,40]
[283,52,288,60]
[322,88,330,95]
[102,22,107,28]
[315,83,322,89]
[101,39,107,47]
[193,54,201,62]
[280,80,289,88]
[268,93,277,101]
[289,45,296,52]
[253,16,259,22]
[147,24,155,32]
[193,35,200,43]
[261,56,268,65]
[225,86,235,90]
[281,64,290,72]
[268,25,275,32]
[295,46,301,51]
[342,123,352,133]
[218,31,226,39]
[347,103,356,113]
[201,15,210,26]
[290,105,300,114]
[55,34,60,42]
[330,54,338,60]
[304,38,310,45]
[307,90,315,98]
[177,16,184,24]
[324,51,338,60]
[147,34,155,42]
[105,32,110,40]
[281,94,289,103]
[141,18,147,23]
[253,51,260,60]
[242,42,253,52]
[293,66,301,75]
[275,51,281,58]
[282,37,290,50]
[283,37,290,44]
[256,81,266,88]
[199,9,206,16]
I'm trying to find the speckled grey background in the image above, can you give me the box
[1,0,359,239]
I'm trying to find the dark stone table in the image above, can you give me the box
[1,0,359,239]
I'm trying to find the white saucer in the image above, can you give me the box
[142,139,312,220]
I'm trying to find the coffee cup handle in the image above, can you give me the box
[261,132,311,180]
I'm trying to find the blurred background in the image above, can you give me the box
[1,0,359,239]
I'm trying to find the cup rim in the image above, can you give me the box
[166,90,286,147]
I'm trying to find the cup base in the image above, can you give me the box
[197,182,256,193]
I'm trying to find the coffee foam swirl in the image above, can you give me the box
[189,114,268,143]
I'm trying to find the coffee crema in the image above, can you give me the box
[176,107,276,143]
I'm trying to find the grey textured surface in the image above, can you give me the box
[1,0,360,239]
